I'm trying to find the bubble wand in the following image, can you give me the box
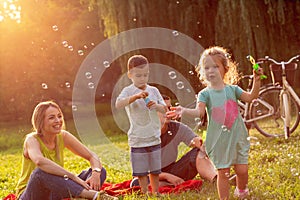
[246,55,267,79]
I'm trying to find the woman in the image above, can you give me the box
[16,101,117,200]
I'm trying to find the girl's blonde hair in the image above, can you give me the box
[31,100,65,134]
[195,46,240,85]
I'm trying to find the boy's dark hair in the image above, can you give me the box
[127,55,149,71]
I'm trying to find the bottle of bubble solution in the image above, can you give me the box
[144,96,150,105]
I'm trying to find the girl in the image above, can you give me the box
[167,46,263,199]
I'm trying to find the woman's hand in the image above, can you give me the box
[72,175,91,190]
[190,137,203,148]
[86,172,101,191]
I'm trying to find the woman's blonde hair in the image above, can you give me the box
[195,46,240,85]
[31,101,65,161]
[31,100,65,134]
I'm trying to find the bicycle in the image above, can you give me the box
[248,55,300,138]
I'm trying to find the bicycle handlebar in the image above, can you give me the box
[264,55,300,65]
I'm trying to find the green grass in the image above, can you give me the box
[1,120,300,199]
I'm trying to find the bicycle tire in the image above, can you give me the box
[281,92,291,138]
[250,86,300,137]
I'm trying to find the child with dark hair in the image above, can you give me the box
[116,55,167,196]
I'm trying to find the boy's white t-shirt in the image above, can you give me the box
[117,84,166,147]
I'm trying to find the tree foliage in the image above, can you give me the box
[95,0,299,71]
[0,0,103,122]
[1,0,299,123]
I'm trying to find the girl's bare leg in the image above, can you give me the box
[234,164,248,190]
[217,168,230,200]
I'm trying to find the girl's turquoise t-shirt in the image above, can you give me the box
[198,85,250,169]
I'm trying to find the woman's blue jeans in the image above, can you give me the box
[19,167,106,200]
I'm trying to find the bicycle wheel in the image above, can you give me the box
[250,86,300,137]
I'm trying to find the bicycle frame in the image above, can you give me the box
[283,78,300,106]
[239,97,275,124]
[238,75,275,127]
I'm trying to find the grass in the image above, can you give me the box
[0,119,300,199]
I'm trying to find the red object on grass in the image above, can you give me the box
[3,193,16,200]
[4,179,202,199]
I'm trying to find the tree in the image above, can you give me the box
[94,0,300,87]
[0,0,103,122]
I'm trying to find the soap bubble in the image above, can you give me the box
[176,81,184,89]
[62,41,68,47]
[72,105,77,111]
[85,72,92,79]
[52,25,58,31]
[103,61,110,68]
[65,82,71,88]
[78,50,84,56]
[42,83,48,89]
[172,30,179,37]
[168,71,177,79]
[88,82,95,89]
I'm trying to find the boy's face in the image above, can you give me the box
[128,65,149,89]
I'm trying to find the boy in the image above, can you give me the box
[115,55,167,196]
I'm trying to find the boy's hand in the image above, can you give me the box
[138,91,149,99]
[133,91,149,101]
[146,100,156,110]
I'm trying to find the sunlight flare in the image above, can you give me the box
[0,0,21,23]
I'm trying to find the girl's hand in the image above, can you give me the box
[253,67,264,81]
[166,106,182,120]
